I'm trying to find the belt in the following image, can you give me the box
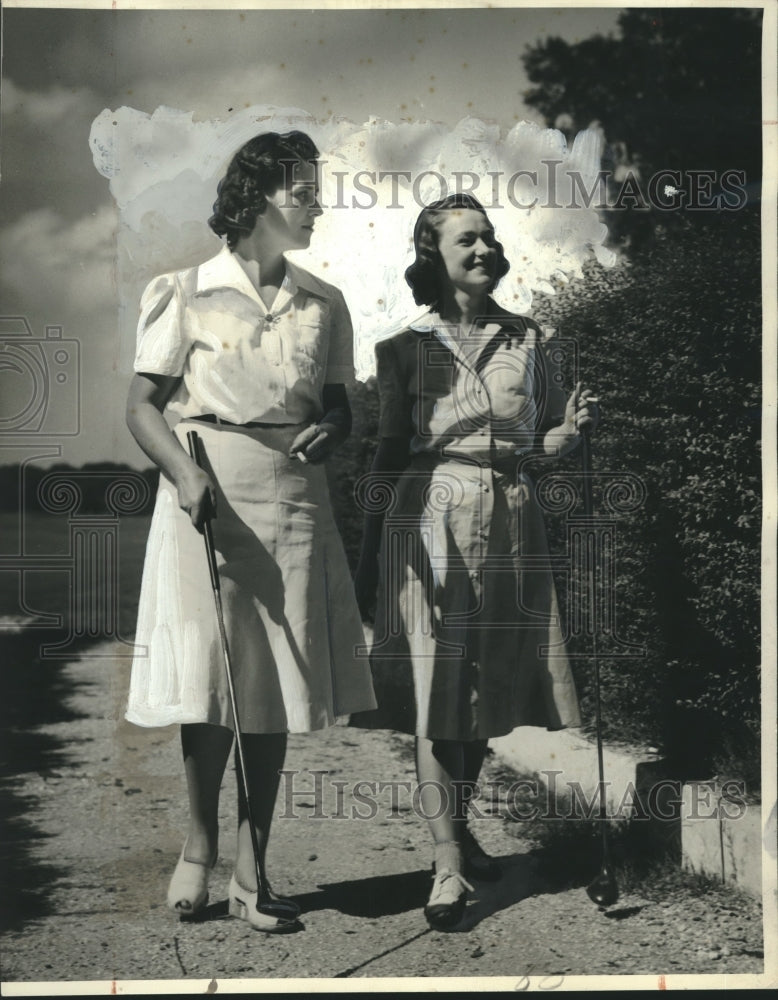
[491,453,529,475]
[189,414,295,429]
[411,451,527,473]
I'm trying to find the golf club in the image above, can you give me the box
[580,425,620,908]
[186,429,300,923]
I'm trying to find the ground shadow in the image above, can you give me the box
[278,851,547,930]
[0,628,97,933]
[0,782,60,933]
[457,853,548,932]
[294,867,432,918]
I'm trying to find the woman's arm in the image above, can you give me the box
[533,331,600,458]
[126,372,216,530]
[353,435,410,621]
[353,333,413,619]
[288,383,352,464]
[541,381,600,458]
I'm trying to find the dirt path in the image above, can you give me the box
[0,639,768,990]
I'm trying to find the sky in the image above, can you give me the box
[0,2,625,468]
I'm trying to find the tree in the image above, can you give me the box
[523,8,762,184]
[519,2,763,786]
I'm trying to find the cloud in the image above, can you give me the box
[1,79,110,225]
[0,205,117,320]
[0,204,148,466]
[7,6,619,128]
[91,103,615,378]
[113,63,290,125]
[2,78,97,126]
[1,6,623,466]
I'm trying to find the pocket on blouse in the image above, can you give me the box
[295,321,326,354]
[293,322,327,382]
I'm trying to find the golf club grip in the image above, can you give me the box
[185,430,220,593]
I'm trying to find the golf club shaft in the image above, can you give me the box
[581,429,610,842]
[186,430,268,902]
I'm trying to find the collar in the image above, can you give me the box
[408,310,439,334]
[407,309,498,377]
[284,258,331,298]
[408,298,519,334]
[194,245,325,306]
[409,302,534,376]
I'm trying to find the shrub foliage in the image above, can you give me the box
[529,209,762,783]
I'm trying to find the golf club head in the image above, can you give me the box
[257,894,302,922]
[586,865,619,908]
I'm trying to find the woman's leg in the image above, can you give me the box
[460,737,501,877]
[417,738,488,824]
[181,722,233,862]
[233,732,288,889]
[416,736,473,928]
[462,738,488,805]
[414,736,467,845]
[168,722,232,913]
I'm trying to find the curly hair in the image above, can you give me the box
[208,131,320,249]
[404,194,510,308]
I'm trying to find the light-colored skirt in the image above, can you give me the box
[351,455,581,741]
[126,419,377,734]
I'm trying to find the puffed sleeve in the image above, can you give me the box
[376,336,413,439]
[133,272,191,376]
[535,326,568,432]
[323,288,355,383]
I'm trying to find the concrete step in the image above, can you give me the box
[489,725,667,817]
[680,781,764,898]
[489,728,765,898]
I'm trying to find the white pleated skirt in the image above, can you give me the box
[126,419,377,734]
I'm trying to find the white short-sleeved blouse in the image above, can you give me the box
[133,244,355,425]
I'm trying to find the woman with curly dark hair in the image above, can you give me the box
[353,194,598,930]
[125,130,376,931]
